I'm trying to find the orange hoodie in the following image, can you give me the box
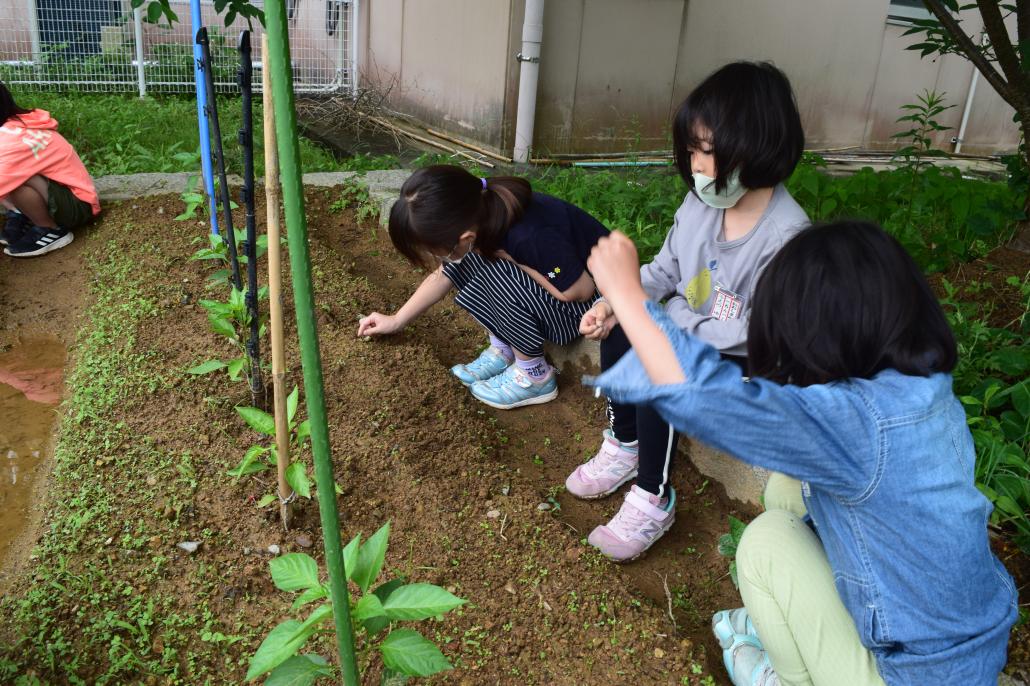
[0,109,100,215]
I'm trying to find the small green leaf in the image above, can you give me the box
[291,584,328,611]
[296,420,311,442]
[229,286,246,309]
[364,578,406,635]
[379,628,452,677]
[270,553,320,592]
[287,386,300,425]
[245,605,332,680]
[257,493,277,508]
[381,584,466,620]
[342,534,361,582]
[228,445,270,478]
[265,654,332,686]
[187,359,226,375]
[286,462,312,499]
[237,406,276,436]
[227,356,247,381]
[353,522,390,593]
[209,314,237,339]
[353,593,386,621]
[146,0,163,23]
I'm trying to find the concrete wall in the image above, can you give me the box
[361,0,1020,158]
[362,0,515,150]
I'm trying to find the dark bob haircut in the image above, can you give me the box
[673,61,804,193]
[388,165,531,270]
[0,81,30,126]
[747,220,957,387]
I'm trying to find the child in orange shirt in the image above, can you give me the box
[0,82,100,258]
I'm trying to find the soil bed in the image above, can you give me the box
[0,187,1025,685]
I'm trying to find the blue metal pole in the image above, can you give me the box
[190,0,219,235]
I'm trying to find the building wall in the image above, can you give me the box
[361,0,1019,158]
[362,0,515,150]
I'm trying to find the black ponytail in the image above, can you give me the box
[388,165,531,269]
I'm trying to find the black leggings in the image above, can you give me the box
[601,325,746,498]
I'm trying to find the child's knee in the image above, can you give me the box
[737,509,809,582]
[763,472,806,517]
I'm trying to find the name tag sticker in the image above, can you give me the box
[710,283,745,321]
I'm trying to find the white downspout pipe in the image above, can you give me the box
[954,31,986,155]
[351,0,360,96]
[513,0,544,163]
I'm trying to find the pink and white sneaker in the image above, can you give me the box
[565,430,639,499]
[587,485,676,562]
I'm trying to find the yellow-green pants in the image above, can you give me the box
[735,473,887,686]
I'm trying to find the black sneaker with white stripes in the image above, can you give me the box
[1,211,31,246]
[4,224,74,257]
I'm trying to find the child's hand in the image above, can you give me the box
[580,301,617,340]
[587,232,645,309]
[357,312,401,337]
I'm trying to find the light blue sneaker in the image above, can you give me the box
[469,365,557,409]
[450,347,513,386]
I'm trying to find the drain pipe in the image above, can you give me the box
[954,32,986,155]
[513,0,544,163]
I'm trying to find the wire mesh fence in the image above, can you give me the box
[0,0,354,94]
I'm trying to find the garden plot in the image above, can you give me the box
[0,189,749,685]
[0,186,1026,685]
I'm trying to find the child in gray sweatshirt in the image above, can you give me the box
[565,61,811,562]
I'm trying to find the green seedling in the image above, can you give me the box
[717,515,747,589]
[247,522,466,684]
[228,386,314,501]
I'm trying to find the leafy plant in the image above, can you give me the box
[891,89,955,169]
[940,276,1030,549]
[248,522,466,684]
[785,153,1022,271]
[330,180,381,228]
[716,515,747,588]
[187,281,267,382]
[228,386,314,503]
[176,173,207,222]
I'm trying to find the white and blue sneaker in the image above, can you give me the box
[450,347,513,386]
[468,365,557,409]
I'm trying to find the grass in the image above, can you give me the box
[8,90,346,177]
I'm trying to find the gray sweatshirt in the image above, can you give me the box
[639,184,809,357]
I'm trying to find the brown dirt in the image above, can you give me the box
[0,229,83,592]
[1,188,1026,685]
[929,245,1029,329]
[0,190,743,685]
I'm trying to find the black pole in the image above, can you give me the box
[238,30,263,405]
[196,27,243,292]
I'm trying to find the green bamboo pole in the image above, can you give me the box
[262,3,360,684]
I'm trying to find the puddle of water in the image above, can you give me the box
[0,337,66,565]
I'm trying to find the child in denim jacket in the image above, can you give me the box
[586,222,1017,686]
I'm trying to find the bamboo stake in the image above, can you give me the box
[262,34,293,530]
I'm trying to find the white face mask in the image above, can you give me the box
[692,170,747,209]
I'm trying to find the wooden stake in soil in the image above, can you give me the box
[262,34,294,530]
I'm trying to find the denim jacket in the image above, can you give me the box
[590,302,1018,686]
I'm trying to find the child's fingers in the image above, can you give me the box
[357,315,377,336]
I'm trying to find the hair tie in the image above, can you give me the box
[480,177,488,190]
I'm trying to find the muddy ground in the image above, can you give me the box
[0,187,1026,685]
